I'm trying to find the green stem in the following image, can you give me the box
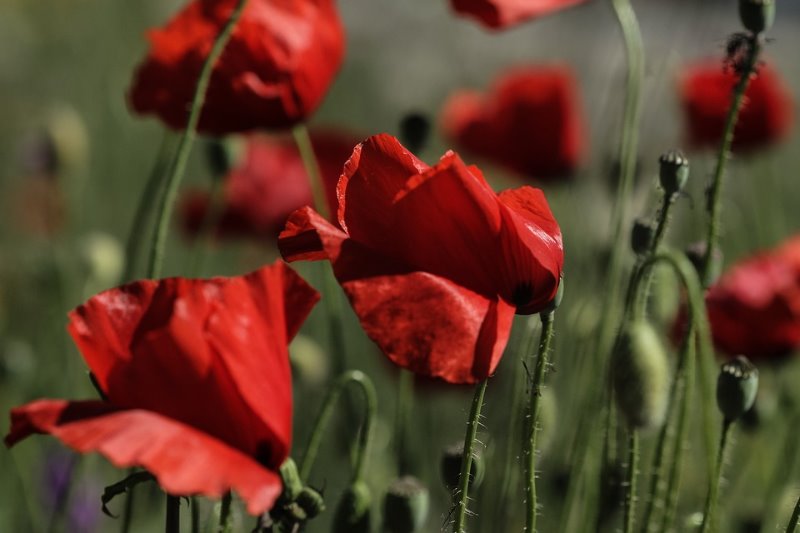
[453,379,489,533]
[292,124,329,220]
[218,492,232,532]
[700,420,733,533]
[524,312,556,533]
[660,326,697,533]
[122,132,177,282]
[190,497,199,533]
[395,370,415,476]
[701,35,762,287]
[120,471,136,533]
[299,370,377,483]
[633,191,678,317]
[787,493,800,533]
[624,430,640,533]
[145,0,249,280]
[166,495,180,533]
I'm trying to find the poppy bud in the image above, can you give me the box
[631,218,655,256]
[332,481,372,533]
[279,458,303,502]
[399,112,431,154]
[296,486,325,519]
[382,476,430,533]
[205,138,240,179]
[716,355,759,422]
[543,277,565,314]
[739,0,775,34]
[658,149,690,196]
[612,321,670,430]
[685,241,723,286]
[440,442,484,494]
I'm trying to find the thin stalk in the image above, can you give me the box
[624,430,640,533]
[122,131,177,282]
[299,370,377,483]
[395,370,415,475]
[166,495,180,533]
[218,492,232,532]
[146,0,250,279]
[634,191,678,317]
[190,497,199,533]
[701,35,763,287]
[524,312,556,533]
[453,379,489,533]
[292,125,329,220]
[700,420,733,533]
[120,476,136,533]
[660,327,697,533]
[787,493,800,533]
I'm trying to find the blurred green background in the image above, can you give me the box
[1,0,799,531]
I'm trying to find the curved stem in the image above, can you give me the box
[701,35,763,287]
[787,492,800,533]
[299,370,377,483]
[453,379,489,533]
[624,430,640,533]
[700,420,733,533]
[524,312,556,533]
[165,495,180,533]
[145,0,250,279]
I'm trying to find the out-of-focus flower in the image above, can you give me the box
[449,0,587,30]
[180,130,357,240]
[128,0,345,134]
[693,236,800,359]
[279,134,563,383]
[679,60,793,152]
[5,261,319,515]
[441,66,585,182]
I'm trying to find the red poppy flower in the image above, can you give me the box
[441,65,585,182]
[4,261,319,515]
[679,60,793,152]
[278,134,563,384]
[698,238,800,359]
[128,0,345,134]
[180,130,357,239]
[449,0,587,30]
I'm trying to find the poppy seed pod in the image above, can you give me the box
[739,0,775,34]
[612,321,670,430]
[658,150,690,196]
[631,218,655,256]
[441,442,485,494]
[279,458,303,502]
[297,486,325,519]
[717,356,759,422]
[332,481,372,533]
[382,476,430,533]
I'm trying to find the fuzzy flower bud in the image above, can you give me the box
[382,476,430,533]
[658,149,690,196]
[739,0,775,34]
[332,481,372,533]
[631,218,655,256]
[716,355,759,422]
[612,321,671,430]
[440,442,484,494]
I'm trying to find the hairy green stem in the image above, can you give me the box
[453,379,489,533]
[299,370,377,483]
[146,0,249,279]
[701,35,763,287]
[524,312,556,533]
[787,493,800,533]
[624,430,640,533]
[700,420,733,533]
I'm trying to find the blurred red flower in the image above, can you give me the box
[702,237,800,359]
[180,130,358,240]
[449,0,587,29]
[279,134,563,383]
[128,0,344,134]
[441,65,585,182]
[679,61,793,152]
[4,262,319,515]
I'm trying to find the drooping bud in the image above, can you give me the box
[399,112,431,154]
[716,356,759,422]
[296,486,325,519]
[382,476,430,533]
[739,0,775,34]
[279,458,303,502]
[332,481,372,533]
[440,442,484,494]
[658,149,690,196]
[631,218,655,256]
[612,321,671,430]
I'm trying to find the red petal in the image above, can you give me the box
[66,262,318,468]
[449,0,588,30]
[5,400,281,515]
[342,272,515,384]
